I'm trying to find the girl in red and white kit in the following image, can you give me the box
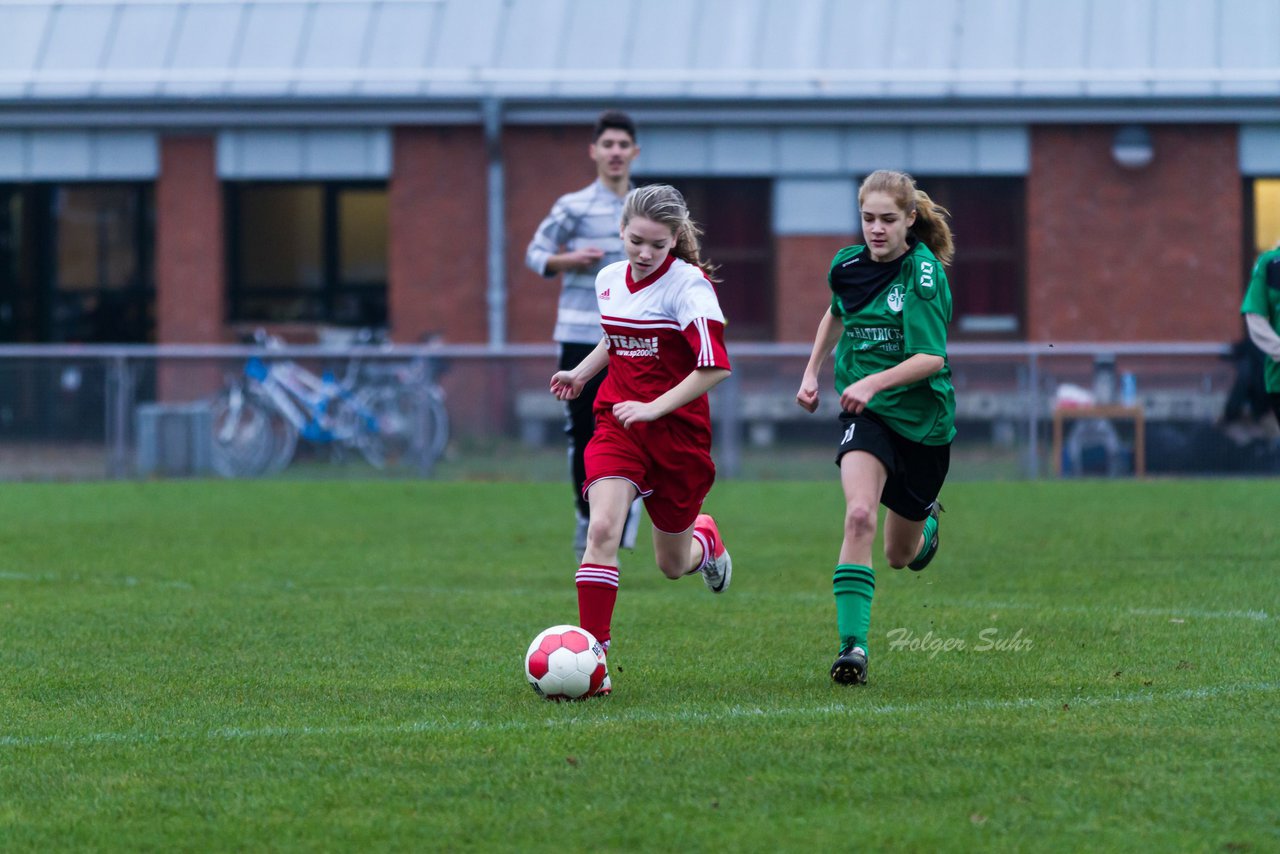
[549,184,733,693]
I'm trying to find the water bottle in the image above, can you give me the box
[1120,372,1137,407]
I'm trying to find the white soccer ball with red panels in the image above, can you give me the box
[524,624,608,701]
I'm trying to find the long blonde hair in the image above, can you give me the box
[858,170,955,266]
[621,184,719,281]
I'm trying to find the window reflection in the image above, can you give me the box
[1254,179,1280,254]
[55,187,141,292]
[339,189,388,285]
[228,183,387,326]
[237,186,324,290]
[51,185,153,343]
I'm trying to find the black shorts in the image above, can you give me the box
[835,410,950,521]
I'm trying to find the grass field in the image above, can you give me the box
[0,479,1276,851]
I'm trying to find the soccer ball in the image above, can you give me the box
[524,624,608,701]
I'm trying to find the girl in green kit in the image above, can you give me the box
[795,169,956,686]
[1241,242,1280,424]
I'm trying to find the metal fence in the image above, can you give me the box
[0,340,1269,482]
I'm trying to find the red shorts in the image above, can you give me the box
[583,413,716,534]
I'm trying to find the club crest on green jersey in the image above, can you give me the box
[887,284,905,313]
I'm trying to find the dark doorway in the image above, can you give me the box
[0,183,155,441]
[0,185,45,344]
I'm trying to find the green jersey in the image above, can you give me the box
[828,240,956,444]
[1240,247,1280,393]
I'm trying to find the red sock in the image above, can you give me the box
[575,564,619,644]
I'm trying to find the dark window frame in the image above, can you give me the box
[0,182,155,344]
[47,182,155,343]
[225,181,388,327]
[0,182,156,440]
[0,183,47,343]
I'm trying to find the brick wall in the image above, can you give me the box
[154,135,225,399]
[155,135,224,345]
[774,235,857,342]
[504,125,603,345]
[1027,125,1242,342]
[392,123,1248,348]
[387,126,488,345]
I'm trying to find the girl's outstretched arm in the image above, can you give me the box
[797,307,842,413]
[550,337,610,400]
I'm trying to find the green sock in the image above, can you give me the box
[832,564,875,654]
[912,514,939,564]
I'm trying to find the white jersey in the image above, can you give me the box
[593,254,730,433]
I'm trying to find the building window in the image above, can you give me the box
[912,177,1026,339]
[227,183,388,327]
[51,184,154,343]
[0,183,154,440]
[0,185,38,343]
[1251,178,1280,257]
[0,184,153,344]
[645,178,776,340]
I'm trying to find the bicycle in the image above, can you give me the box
[208,330,449,477]
[347,333,451,471]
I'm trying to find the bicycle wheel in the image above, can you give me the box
[208,385,297,477]
[259,407,300,475]
[417,388,450,468]
[352,383,448,471]
[349,384,412,469]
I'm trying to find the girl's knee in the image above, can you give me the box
[843,503,877,541]
[884,543,913,569]
[656,559,686,580]
[586,518,623,551]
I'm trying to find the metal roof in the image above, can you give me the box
[2,0,1279,105]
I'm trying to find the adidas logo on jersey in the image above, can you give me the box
[600,288,611,300]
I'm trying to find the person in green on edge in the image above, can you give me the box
[795,169,956,686]
[1241,241,1280,427]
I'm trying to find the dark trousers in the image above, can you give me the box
[1222,341,1271,423]
[560,342,606,518]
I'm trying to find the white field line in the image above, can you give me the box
[952,601,1271,622]
[0,570,194,589]
[2,682,1275,752]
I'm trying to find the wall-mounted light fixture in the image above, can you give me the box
[1112,125,1154,169]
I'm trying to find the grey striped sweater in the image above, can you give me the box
[525,179,628,345]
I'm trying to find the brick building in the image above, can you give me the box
[1,0,1278,350]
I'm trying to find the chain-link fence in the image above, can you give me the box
[0,341,1269,482]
